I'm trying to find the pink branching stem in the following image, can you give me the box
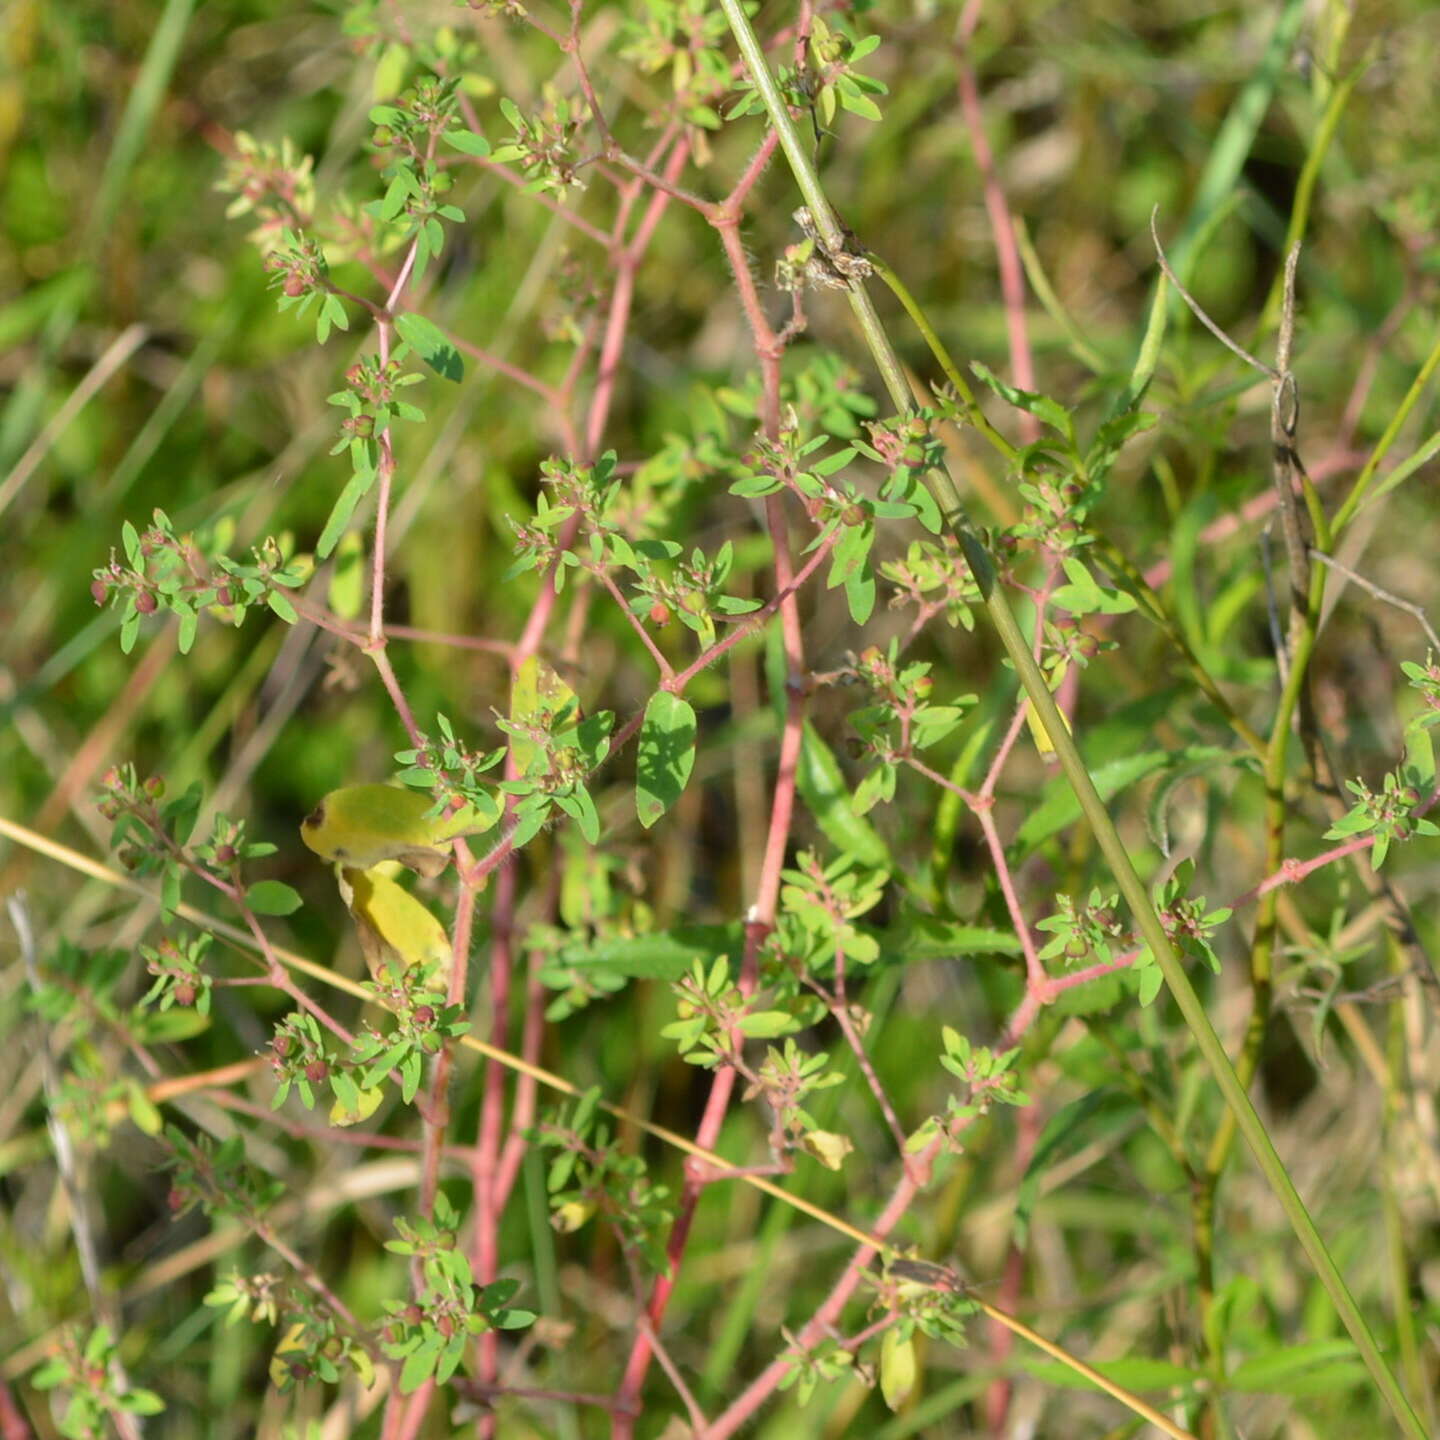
[595,565,675,678]
[701,1137,943,1440]
[367,237,420,644]
[585,140,692,459]
[470,853,518,1422]
[669,533,839,692]
[491,951,551,1209]
[416,882,478,1219]
[190,861,358,1048]
[724,129,780,210]
[365,644,424,749]
[462,128,691,1435]
[638,1317,710,1430]
[976,798,1045,989]
[954,26,1037,446]
[485,155,614,247]
[983,1101,1040,1434]
[611,269,800,1424]
[800,958,909,1161]
[446,329,564,404]
[565,0,614,151]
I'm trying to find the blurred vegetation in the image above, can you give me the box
[3,0,1440,1435]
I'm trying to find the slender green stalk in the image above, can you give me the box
[1332,325,1440,536]
[1257,54,1368,334]
[715,3,1424,1433]
[1012,217,1109,375]
[866,255,1016,463]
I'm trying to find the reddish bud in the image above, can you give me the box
[273,1035,292,1058]
[214,844,238,865]
[135,592,158,615]
[648,601,671,626]
[216,585,234,607]
[282,272,307,298]
[168,1187,187,1212]
[143,775,165,799]
[91,579,109,606]
[304,1059,329,1083]
[173,982,197,1008]
[840,504,865,526]
[403,1304,424,1326]
[413,1005,436,1027]
[345,364,365,386]
[437,1315,455,1339]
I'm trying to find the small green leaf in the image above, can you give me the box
[636,692,697,828]
[318,465,378,559]
[266,589,298,624]
[394,312,464,382]
[246,880,303,916]
[443,130,492,157]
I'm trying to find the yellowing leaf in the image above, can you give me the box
[800,1129,853,1171]
[880,1328,918,1411]
[1024,662,1072,761]
[338,865,452,987]
[551,1199,596,1233]
[301,782,497,877]
[329,1084,385,1127]
[509,656,578,776]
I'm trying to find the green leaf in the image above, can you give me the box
[1013,1089,1137,1245]
[545,925,739,983]
[737,1009,799,1039]
[970,362,1075,443]
[1229,1340,1365,1394]
[245,880,304,917]
[318,465,378,559]
[443,129,492,157]
[266,589,298,624]
[1014,748,1229,855]
[399,1338,441,1393]
[796,722,891,869]
[882,916,1022,963]
[636,692,697,829]
[394,312,464,382]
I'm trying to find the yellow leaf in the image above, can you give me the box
[508,656,578,776]
[800,1129,853,1171]
[1024,661,1071,761]
[329,1085,385,1127]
